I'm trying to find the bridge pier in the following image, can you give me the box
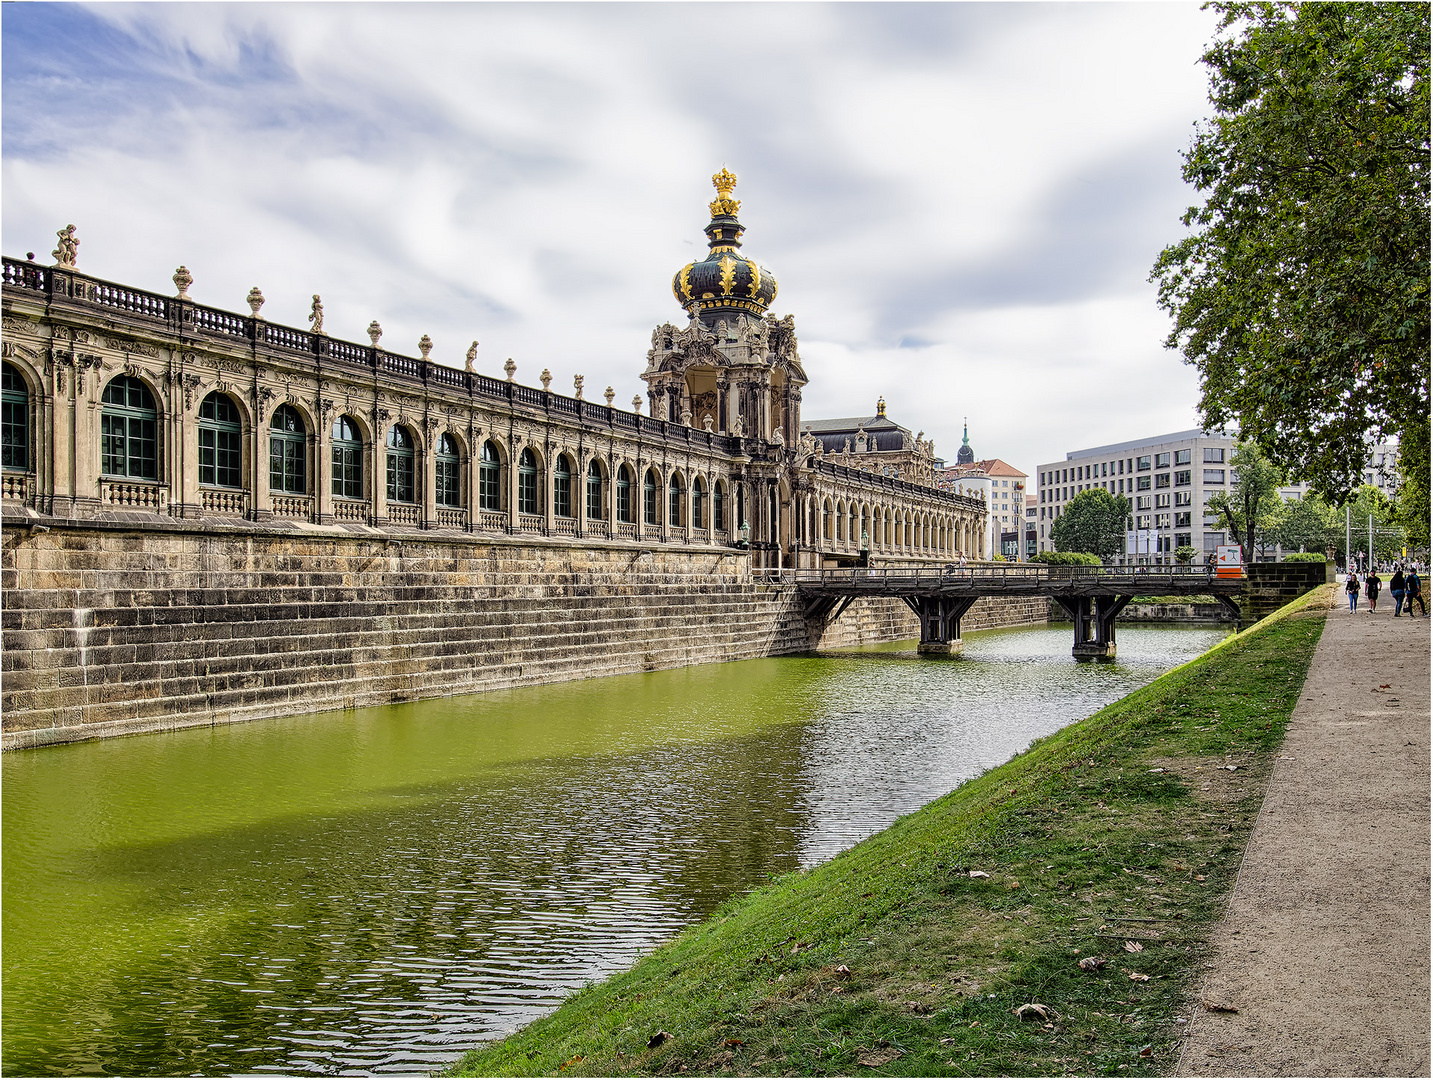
[906,596,977,656]
[1055,595,1131,661]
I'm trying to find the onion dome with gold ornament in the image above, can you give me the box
[672,169,778,319]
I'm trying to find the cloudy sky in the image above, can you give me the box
[3,2,1224,475]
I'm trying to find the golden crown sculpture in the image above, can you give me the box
[708,168,741,217]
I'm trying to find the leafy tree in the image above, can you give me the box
[1049,490,1130,561]
[1269,492,1339,554]
[1174,545,1199,565]
[1205,443,1285,562]
[1151,3,1430,535]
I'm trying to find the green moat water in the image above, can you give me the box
[2,625,1227,1076]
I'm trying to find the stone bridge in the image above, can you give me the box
[795,564,1246,660]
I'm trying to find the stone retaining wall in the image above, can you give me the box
[2,521,1047,750]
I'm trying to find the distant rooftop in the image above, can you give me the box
[1059,429,1215,460]
[802,415,906,434]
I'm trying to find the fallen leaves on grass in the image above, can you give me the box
[723,1038,744,1048]
[968,870,991,878]
[559,1055,585,1070]
[647,1031,674,1049]
[1078,956,1107,972]
[1202,999,1239,1013]
[1013,1002,1056,1022]
[832,964,851,979]
[1123,941,1144,953]
[1127,972,1152,982]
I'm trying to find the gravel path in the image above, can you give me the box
[1177,584,1431,1076]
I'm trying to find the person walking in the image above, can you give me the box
[1346,570,1360,612]
[1365,569,1382,612]
[1390,567,1407,616]
[1406,568,1426,617]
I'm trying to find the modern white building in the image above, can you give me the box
[1036,430,1399,565]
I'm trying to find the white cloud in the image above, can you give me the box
[3,1,1221,472]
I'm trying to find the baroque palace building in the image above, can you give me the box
[1,172,985,570]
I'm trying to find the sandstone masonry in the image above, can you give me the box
[2,517,1046,750]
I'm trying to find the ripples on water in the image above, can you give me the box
[2,625,1225,1076]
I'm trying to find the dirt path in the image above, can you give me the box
[1177,584,1431,1076]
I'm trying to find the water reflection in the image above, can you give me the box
[2,625,1224,1076]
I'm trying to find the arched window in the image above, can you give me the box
[100,376,158,480]
[479,440,502,511]
[200,393,244,488]
[586,459,603,520]
[2,362,29,473]
[518,448,539,515]
[644,469,659,525]
[386,425,416,503]
[553,453,573,518]
[692,476,706,529]
[331,416,363,499]
[436,433,460,508]
[616,465,634,523]
[669,474,684,527]
[267,404,305,494]
[713,480,725,531]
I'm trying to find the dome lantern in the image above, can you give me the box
[672,170,778,320]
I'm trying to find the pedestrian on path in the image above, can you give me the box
[1407,570,1427,618]
[1391,568,1407,616]
[1366,570,1382,612]
[1346,571,1360,612]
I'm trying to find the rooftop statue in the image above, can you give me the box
[52,224,79,267]
[309,295,324,334]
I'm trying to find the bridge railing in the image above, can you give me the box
[793,564,1232,590]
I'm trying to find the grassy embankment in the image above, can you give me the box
[451,587,1330,1078]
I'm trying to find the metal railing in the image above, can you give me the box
[794,563,1236,590]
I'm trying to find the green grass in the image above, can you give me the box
[449,587,1330,1078]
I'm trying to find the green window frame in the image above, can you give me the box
[586,459,603,520]
[616,465,634,523]
[2,362,30,472]
[668,474,684,527]
[200,393,244,488]
[644,470,658,525]
[479,440,502,511]
[435,433,460,508]
[100,375,158,480]
[692,477,706,529]
[517,449,539,515]
[331,416,363,499]
[386,425,416,504]
[267,404,306,494]
[713,481,725,531]
[553,454,573,519]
